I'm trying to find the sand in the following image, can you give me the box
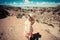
[0,16,60,40]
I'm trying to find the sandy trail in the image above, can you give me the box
[0,16,60,40]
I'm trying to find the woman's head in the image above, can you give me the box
[25,13,32,18]
[25,13,35,25]
[25,13,35,21]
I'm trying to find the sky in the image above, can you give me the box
[0,0,60,7]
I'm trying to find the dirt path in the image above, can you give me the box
[0,16,60,40]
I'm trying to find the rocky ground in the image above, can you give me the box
[0,5,60,40]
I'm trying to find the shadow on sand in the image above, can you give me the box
[0,9,9,19]
[30,32,41,40]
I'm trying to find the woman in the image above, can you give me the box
[24,14,35,40]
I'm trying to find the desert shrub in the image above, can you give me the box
[42,9,45,12]
[14,9,18,11]
[36,19,39,23]
[53,12,55,15]
[40,9,45,14]
[57,12,60,16]
[47,10,51,13]
[30,9,33,12]
[43,22,48,24]
[53,9,59,12]
[45,29,51,34]
[16,14,22,18]
[40,11,44,14]
[22,13,25,16]
[47,24,54,28]
[18,7,21,9]
[33,15,36,18]
[39,9,42,11]
[42,22,54,28]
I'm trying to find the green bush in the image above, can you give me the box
[43,22,48,24]
[16,14,22,18]
[47,10,51,12]
[48,24,54,28]
[22,14,25,16]
[36,20,39,23]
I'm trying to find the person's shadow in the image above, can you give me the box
[30,32,41,40]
